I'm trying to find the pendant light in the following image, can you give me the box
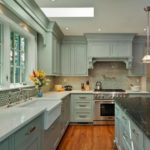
[142,6,150,63]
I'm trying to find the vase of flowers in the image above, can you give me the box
[30,70,49,97]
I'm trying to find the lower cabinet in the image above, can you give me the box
[44,95,70,150]
[71,94,93,122]
[115,103,146,150]
[14,115,43,150]
[0,139,10,150]
[0,114,43,150]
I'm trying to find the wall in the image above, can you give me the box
[54,62,141,90]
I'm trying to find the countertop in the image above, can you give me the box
[115,97,150,140]
[0,90,149,143]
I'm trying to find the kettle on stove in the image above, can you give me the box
[95,81,102,91]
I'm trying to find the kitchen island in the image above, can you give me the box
[115,97,150,150]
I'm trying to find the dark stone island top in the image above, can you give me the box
[115,97,150,140]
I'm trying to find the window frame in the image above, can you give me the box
[0,15,37,89]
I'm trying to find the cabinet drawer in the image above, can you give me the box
[74,111,92,122]
[74,101,92,109]
[14,115,43,148]
[72,94,93,101]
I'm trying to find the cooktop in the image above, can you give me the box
[94,89,125,92]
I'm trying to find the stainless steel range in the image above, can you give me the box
[93,89,126,125]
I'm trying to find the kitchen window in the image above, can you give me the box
[10,32,27,84]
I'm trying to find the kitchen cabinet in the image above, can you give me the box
[44,116,61,150]
[38,32,61,75]
[61,37,87,76]
[14,115,43,150]
[38,22,63,76]
[0,114,43,150]
[130,120,144,150]
[71,94,93,122]
[88,41,132,58]
[128,36,145,76]
[60,95,70,135]
[0,139,10,150]
[44,95,70,150]
[144,135,150,150]
[115,103,145,150]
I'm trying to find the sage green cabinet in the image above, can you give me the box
[60,95,70,135]
[71,94,93,122]
[44,95,70,150]
[0,139,10,150]
[61,38,87,76]
[38,32,61,75]
[144,135,150,150]
[115,103,146,150]
[14,115,43,150]
[44,116,61,150]
[128,36,145,76]
[0,114,43,150]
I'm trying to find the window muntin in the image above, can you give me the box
[10,32,26,84]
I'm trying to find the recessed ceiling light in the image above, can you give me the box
[51,0,55,2]
[65,27,69,30]
[41,7,94,17]
[144,27,147,31]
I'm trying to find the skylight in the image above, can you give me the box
[41,7,94,17]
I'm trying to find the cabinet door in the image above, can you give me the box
[88,42,111,57]
[0,139,9,150]
[129,42,145,76]
[74,44,87,75]
[61,44,71,75]
[14,115,43,150]
[111,42,132,57]
[144,135,150,150]
[60,95,70,135]
[52,35,60,75]
[44,117,61,150]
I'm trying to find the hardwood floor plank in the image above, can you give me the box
[57,125,117,150]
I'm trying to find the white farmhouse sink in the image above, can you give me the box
[19,99,62,130]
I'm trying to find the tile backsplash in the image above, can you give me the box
[54,62,141,90]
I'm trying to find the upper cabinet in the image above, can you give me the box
[38,22,63,75]
[85,33,135,69]
[61,36,88,76]
[128,36,146,76]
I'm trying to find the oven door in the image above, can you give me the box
[94,100,114,121]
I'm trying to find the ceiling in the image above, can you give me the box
[35,0,150,36]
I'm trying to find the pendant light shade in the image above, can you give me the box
[142,6,150,63]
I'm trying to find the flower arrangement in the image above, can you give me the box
[30,70,49,89]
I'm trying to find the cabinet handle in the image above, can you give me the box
[79,115,87,118]
[132,129,139,137]
[79,97,87,99]
[79,105,86,107]
[25,126,36,135]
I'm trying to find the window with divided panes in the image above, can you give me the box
[10,32,26,83]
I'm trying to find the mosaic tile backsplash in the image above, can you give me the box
[0,76,55,107]
[54,62,141,90]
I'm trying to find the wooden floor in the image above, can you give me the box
[57,125,117,150]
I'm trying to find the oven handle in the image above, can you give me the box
[94,100,114,104]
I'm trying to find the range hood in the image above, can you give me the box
[88,57,132,69]
[85,33,135,70]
